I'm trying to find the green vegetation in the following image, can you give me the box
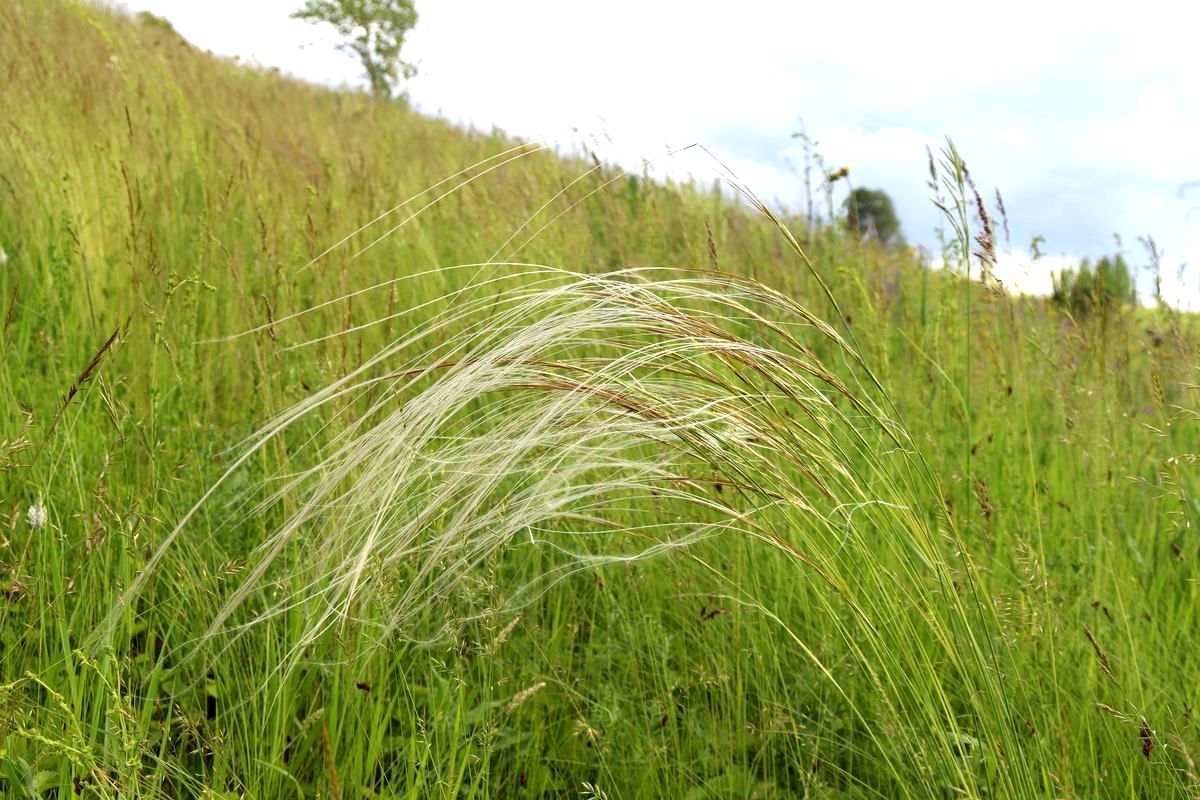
[2,2,1198,798]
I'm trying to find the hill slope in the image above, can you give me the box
[2,3,1199,798]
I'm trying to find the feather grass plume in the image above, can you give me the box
[203,264,916,647]
[102,256,1035,794]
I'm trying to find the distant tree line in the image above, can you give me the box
[1051,254,1135,314]
[821,178,1140,318]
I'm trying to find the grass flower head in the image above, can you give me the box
[28,498,47,530]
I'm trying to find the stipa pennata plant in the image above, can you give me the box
[106,248,1043,794]
[140,264,907,638]
[83,142,1052,793]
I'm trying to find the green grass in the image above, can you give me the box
[2,2,1199,797]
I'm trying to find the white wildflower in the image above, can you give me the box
[28,499,47,530]
[0,245,7,267]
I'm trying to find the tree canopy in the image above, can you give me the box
[293,0,418,100]
[845,187,903,245]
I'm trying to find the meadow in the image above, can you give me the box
[1,2,1198,797]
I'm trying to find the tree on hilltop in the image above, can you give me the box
[293,0,418,100]
[844,187,903,245]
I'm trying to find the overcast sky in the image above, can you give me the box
[118,0,1200,307]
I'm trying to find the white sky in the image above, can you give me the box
[116,0,1200,307]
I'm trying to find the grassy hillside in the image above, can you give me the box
[2,2,1198,798]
